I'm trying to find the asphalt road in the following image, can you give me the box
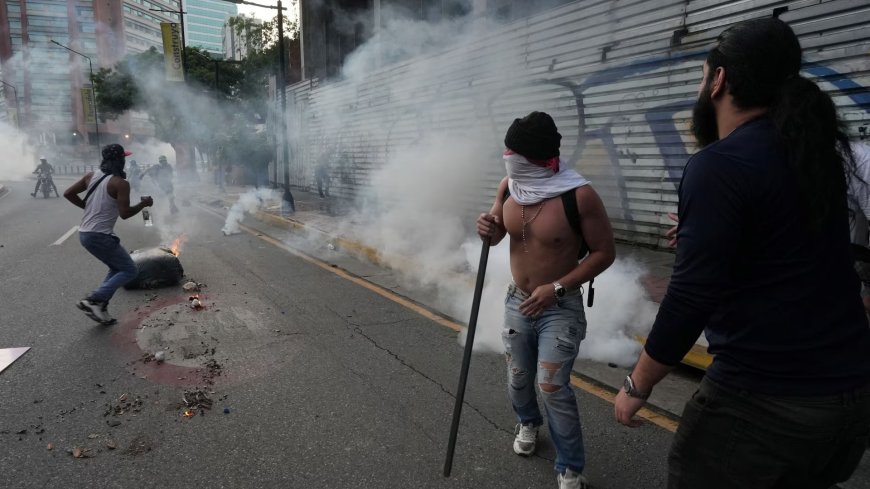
[0,178,866,489]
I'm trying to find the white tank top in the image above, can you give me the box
[79,174,119,235]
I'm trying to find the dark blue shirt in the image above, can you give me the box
[645,118,870,396]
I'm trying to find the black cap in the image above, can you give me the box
[504,111,561,161]
[102,144,131,161]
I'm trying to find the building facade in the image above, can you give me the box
[0,0,184,149]
[122,0,180,54]
[222,13,262,61]
[185,0,236,56]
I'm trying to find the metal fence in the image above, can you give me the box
[283,0,870,248]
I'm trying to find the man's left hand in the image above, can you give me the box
[614,389,645,427]
[519,285,557,316]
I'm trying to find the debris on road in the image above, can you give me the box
[189,295,203,310]
[47,443,54,450]
[71,447,91,459]
[107,419,121,428]
[106,439,117,450]
[104,393,144,417]
[154,351,166,362]
[202,359,223,385]
[223,408,230,414]
[182,281,201,292]
[124,435,152,455]
[182,390,213,411]
[182,409,196,419]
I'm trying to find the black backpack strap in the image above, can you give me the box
[561,187,595,307]
[502,188,510,202]
[561,189,582,235]
[84,173,110,204]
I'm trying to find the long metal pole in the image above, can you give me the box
[443,238,491,477]
[51,40,100,155]
[277,0,294,210]
[179,0,188,81]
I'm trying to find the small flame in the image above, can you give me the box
[169,234,188,256]
[182,409,196,418]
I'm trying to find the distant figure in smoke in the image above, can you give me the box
[477,111,615,489]
[143,155,179,214]
[31,156,58,197]
[315,157,331,198]
[127,159,142,193]
[613,18,870,489]
[847,142,870,315]
[63,144,153,325]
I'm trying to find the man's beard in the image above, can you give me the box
[691,84,719,148]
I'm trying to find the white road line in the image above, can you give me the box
[51,226,78,246]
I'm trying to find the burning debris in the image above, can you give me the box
[182,390,213,410]
[125,244,185,290]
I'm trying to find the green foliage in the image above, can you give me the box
[91,13,299,170]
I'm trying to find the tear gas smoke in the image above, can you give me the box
[0,120,37,181]
[223,188,276,235]
[294,6,660,366]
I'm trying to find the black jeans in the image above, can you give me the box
[669,377,870,489]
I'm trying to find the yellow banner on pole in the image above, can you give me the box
[161,22,185,82]
[81,87,96,124]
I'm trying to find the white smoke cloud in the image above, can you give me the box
[278,5,661,366]
[0,120,37,181]
[223,187,276,235]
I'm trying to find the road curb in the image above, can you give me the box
[250,208,427,278]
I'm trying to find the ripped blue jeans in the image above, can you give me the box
[503,283,587,474]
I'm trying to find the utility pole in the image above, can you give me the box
[50,39,101,155]
[276,0,295,211]
[0,80,21,129]
[225,0,295,212]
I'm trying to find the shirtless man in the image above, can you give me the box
[477,111,615,489]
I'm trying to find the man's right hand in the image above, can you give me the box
[140,196,154,207]
[477,213,501,240]
[665,212,679,248]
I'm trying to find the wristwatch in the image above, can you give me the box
[553,282,566,298]
[623,375,651,400]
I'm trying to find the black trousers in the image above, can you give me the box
[669,377,870,489]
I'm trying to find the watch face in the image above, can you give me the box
[555,283,566,297]
[624,376,633,393]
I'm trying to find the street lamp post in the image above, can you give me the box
[0,79,21,128]
[50,39,101,153]
[225,0,294,211]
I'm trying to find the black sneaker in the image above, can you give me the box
[77,299,116,325]
[30,192,36,197]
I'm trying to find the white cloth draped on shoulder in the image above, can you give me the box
[504,152,589,205]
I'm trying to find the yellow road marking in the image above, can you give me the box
[199,203,680,433]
